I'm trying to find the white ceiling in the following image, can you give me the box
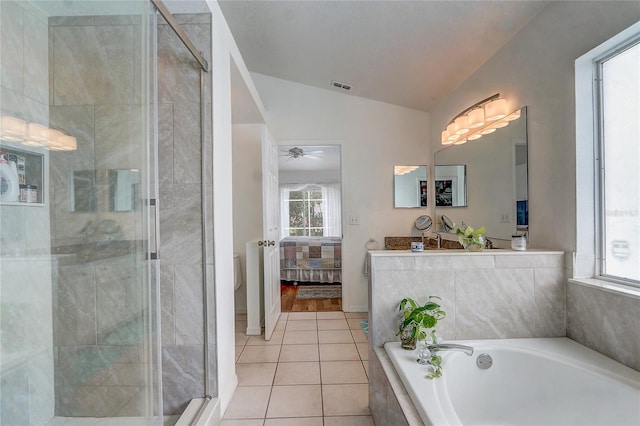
[217,0,550,112]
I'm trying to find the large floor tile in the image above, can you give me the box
[322,384,370,416]
[344,312,368,319]
[324,416,374,426]
[235,332,250,346]
[278,344,320,362]
[318,330,353,344]
[236,363,277,386]
[318,319,349,330]
[351,329,368,343]
[246,331,284,346]
[285,319,317,331]
[266,385,323,418]
[224,386,271,419]
[317,312,346,320]
[288,312,317,320]
[319,343,360,361]
[356,342,369,360]
[274,361,321,385]
[264,418,322,426]
[283,330,318,345]
[347,318,364,330]
[320,361,368,384]
[237,346,281,363]
[220,420,264,426]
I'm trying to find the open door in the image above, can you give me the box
[261,126,281,340]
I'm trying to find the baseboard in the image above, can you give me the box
[343,304,368,313]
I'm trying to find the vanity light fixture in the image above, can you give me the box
[440,94,519,146]
[394,165,420,175]
[0,114,77,151]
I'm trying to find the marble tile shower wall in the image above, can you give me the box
[156,13,215,416]
[47,12,214,417]
[369,252,567,348]
[48,14,151,418]
[0,2,55,425]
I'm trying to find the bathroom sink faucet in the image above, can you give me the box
[425,232,442,249]
[427,343,474,356]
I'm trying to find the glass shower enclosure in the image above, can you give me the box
[1,0,161,423]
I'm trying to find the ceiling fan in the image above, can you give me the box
[280,146,324,159]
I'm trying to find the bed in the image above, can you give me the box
[279,236,342,283]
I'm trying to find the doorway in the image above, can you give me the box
[277,144,343,312]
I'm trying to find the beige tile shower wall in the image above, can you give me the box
[369,251,567,348]
[567,281,640,372]
[156,13,214,416]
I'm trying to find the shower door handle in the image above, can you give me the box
[147,198,159,260]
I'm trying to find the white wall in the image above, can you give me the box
[208,0,267,414]
[250,73,431,311]
[232,124,264,313]
[428,1,640,251]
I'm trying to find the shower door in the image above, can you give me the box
[0,0,162,423]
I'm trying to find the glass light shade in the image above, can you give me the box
[446,122,457,136]
[27,123,50,144]
[480,127,497,135]
[453,137,467,145]
[48,130,66,151]
[505,110,521,121]
[441,129,450,144]
[492,120,509,129]
[467,108,485,128]
[442,139,455,146]
[485,98,507,121]
[468,133,482,141]
[1,116,27,141]
[448,133,460,142]
[454,115,469,135]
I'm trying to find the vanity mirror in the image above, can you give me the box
[394,165,427,208]
[434,107,528,240]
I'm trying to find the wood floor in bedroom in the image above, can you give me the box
[281,284,342,312]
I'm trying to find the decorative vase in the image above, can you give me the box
[400,327,417,350]
[461,236,485,251]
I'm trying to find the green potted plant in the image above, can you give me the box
[455,225,487,251]
[396,296,446,350]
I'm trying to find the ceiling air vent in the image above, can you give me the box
[331,80,352,91]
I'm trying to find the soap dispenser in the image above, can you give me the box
[0,152,20,202]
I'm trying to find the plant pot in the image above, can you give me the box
[400,327,417,350]
[461,236,485,251]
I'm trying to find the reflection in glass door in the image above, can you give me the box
[0,0,161,423]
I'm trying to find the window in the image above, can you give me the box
[280,183,342,238]
[596,37,640,284]
[286,189,325,236]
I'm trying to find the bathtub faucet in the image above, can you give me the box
[427,343,474,356]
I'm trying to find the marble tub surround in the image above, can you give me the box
[384,236,465,250]
[567,280,640,372]
[368,250,567,347]
[368,250,567,426]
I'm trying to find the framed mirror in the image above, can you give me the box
[434,107,528,240]
[394,165,427,208]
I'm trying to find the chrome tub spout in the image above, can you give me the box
[427,343,474,356]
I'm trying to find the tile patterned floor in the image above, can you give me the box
[224,311,372,426]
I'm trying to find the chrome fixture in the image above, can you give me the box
[427,343,474,356]
[440,93,521,146]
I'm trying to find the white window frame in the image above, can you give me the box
[575,21,640,289]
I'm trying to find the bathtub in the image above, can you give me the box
[384,337,640,425]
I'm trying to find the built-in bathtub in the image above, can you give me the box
[383,337,640,426]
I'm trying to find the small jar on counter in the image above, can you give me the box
[19,184,38,203]
[511,234,527,251]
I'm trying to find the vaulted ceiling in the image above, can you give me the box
[217,0,550,112]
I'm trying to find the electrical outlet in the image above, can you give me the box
[349,216,360,225]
